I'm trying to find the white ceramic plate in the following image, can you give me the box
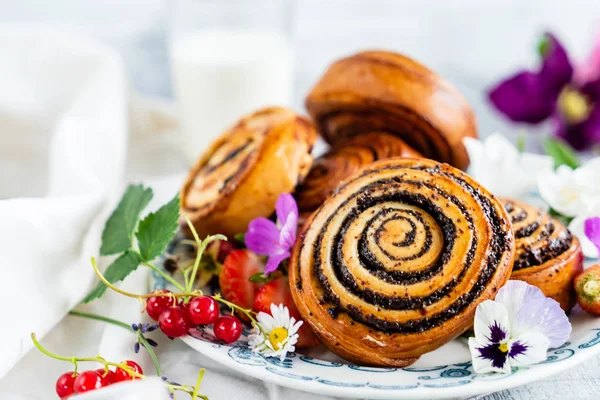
[151,250,600,399]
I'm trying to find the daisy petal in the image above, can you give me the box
[508,332,550,367]
[245,218,281,255]
[474,300,510,345]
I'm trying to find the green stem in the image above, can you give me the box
[143,260,186,292]
[183,216,226,293]
[192,369,206,399]
[68,310,131,330]
[137,332,162,376]
[68,310,162,376]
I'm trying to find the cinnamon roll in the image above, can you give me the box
[305,51,477,170]
[290,158,515,367]
[180,107,317,238]
[295,132,421,216]
[502,199,584,312]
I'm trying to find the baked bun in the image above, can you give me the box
[305,50,477,170]
[502,198,584,312]
[295,132,421,216]
[181,107,317,238]
[290,158,514,367]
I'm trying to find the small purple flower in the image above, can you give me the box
[584,216,600,254]
[488,33,600,150]
[245,193,299,274]
[469,281,571,374]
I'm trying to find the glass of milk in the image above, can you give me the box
[169,0,295,165]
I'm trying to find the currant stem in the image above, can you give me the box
[68,310,131,330]
[143,260,186,292]
[137,332,162,376]
[31,333,142,378]
[192,368,206,399]
[183,216,226,293]
[91,257,202,299]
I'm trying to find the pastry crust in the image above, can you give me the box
[180,107,317,238]
[290,158,514,367]
[295,132,421,216]
[305,50,477,170]
[502,198,584,312]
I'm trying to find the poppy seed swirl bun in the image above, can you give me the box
[289,158,515,367]
[305,50,477,170]
[502,198,584,312]
[295,132,421,216]
[181,107,317,238]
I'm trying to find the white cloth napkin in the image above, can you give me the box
[0,25,127,379]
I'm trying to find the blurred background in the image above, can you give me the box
[2,0,599,152]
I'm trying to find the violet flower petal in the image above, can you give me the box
[279,212,297,250]
[473,300,510,345]
[581,78,600,100]
[584,216,600,254]
[583,106,600,148]
[275,193,298,229]
[488,71,556,123]
[539,33,574,91]
[264,250,290,274]
[245,217,281,255]
[508,331,550,367]
[497,281,570,348]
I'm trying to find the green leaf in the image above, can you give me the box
[543,138,581,169]
[136,194,180,261]
[234,233,246,247]
[249,271,283,283]
[100,184,153,256]
[83,251,143,302]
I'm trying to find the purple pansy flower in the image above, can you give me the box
[488,33,600,150]
[245,193,299,274]
[585,216,600,254]
[469,281,571,374]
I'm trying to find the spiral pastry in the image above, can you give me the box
[180,107,316,238]
[295,132,421,216]
[305,51,477,170]
[290,158,515,367]
[502,199,584,312]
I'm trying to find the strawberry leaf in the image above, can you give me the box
[136,194,180,262]
[83,251,143,303]
[100,184,153,256]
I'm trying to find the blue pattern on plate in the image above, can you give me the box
[153,240,600,393]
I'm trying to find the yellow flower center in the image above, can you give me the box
[558,86,592,124]
[498,343,509,353]
[268,327,289,350]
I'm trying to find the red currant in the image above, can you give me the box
[113,360,143,382]
[146,290,175,321]
[73,370,106,393]
[186,296,220,325]
[95,368,115,386]
[55,371,77,398]
[213,315,242,344]
[159,306,190,337]
[217,240,235,263]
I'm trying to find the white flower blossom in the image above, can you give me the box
[248,303,303,361]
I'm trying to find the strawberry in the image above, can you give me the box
[219,250,263,312]
[575,264,600,315]
[253,277,320,348]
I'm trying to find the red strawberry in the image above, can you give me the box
[575,264,600,315]
[219,250,263,313]
[253,277,320,348]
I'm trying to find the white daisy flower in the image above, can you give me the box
[248,303,303,361]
